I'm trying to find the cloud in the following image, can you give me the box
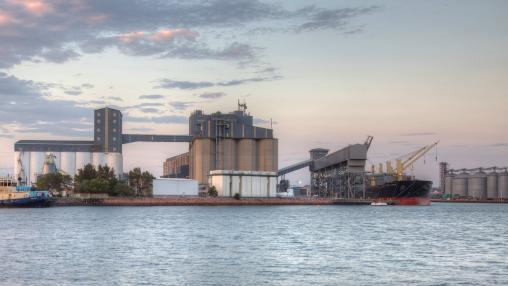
[106,96,123,102]
[157,79,215,90]
[170,101,194,111]
[140,108,160,113]
[139,94,165,100]
[489,143,508,147]
[81,83,94,89]
[199,92,226,99]
[157,75,281,90]
[0,1,376,68]
[297,6,379,32]
[400,132,437,137]
[0,72,92,137]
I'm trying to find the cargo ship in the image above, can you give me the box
[367,179,432,205]
[0,177,53,207]
[367,141,438,206]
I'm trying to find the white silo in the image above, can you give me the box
[76,152,92,172]
[445,174,454,195]
[106,152,123,176]
[60,152,77,177]
[29,152,45,184]
[92,152,106,168]
[451,172,468,197]
[468,171,487,199]
[486,171,498,199]
[498,170,508,199]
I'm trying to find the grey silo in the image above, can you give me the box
[467,171,487,199]
[451,172,468,197]
[486,172,498,199]
[445,173,454,194]
[498,170,508,199]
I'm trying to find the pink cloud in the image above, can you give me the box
[8,0,52,15]
[118,31,146,43]
[150,28,198,41]
[0,10,13,25]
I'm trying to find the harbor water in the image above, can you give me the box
[0,203,507,285]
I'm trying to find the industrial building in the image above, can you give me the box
[442,164,508,199]
[162,153,190,178]
[209,170,277,197]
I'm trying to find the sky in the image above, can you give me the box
[0,0,507,186]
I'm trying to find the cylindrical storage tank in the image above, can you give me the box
[92,152,106,168]
[106,153,123,177]
[468,171,487,199]
[60,152,76,177]
[451,172,468,197]
[237,139,256,171]
[257,139,278,172]
[498,171,508,199]
[445,174,454,195]
[46,152,61,171]
[29,152,45,184]
[218,139,236,170]
[486,172,498,199]
[189,138,213,185]
[75,152,92,172]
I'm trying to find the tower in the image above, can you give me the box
[94,107,123,153]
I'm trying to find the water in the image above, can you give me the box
[0,203,507,286]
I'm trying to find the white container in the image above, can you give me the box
[153,178,199,196]
[209,170,277,198]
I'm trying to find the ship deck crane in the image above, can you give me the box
[395,141,439,180]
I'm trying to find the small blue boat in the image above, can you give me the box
[0,177,54,207]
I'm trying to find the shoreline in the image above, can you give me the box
[54,197,337,206]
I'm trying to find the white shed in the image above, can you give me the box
[153,178,199,196]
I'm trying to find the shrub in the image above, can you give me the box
[233,192,241,200]
[208,186,218,197]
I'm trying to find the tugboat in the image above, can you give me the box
[0,177,53,207]
[366,142,438,206]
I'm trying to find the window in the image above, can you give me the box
[113,147,117,152]
[113,113,117,117]
[113,137,116,141]
[97,137,101,141]
[113,128,117,132]
[96,128,100,132]
[113,119,117,124]
[96,119,101,123]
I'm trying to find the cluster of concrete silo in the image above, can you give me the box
[444,167,508,199]
[14,151,123,185]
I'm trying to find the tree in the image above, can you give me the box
[74,164,98,183]
[36,173,72,192]
[208,186,218,197]
[128,167,155,197]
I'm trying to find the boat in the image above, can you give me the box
[0,177,53,207]
[367,180,432,206]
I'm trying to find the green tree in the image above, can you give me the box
[74,164,98,183]
[128,167,155,197]
[36,173,72,192]
[233,193,241,200]
[208,186,218,197]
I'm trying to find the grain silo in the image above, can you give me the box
[486,171,498,199]
[467,171,487,199]
[498,170,508,199]
[237,139,257,170]
[60,152,76,177]
[445,173,454,195]
[29,152,45,184]
[451,172,468,197]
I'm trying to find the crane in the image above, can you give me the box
[394,141,439,180]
